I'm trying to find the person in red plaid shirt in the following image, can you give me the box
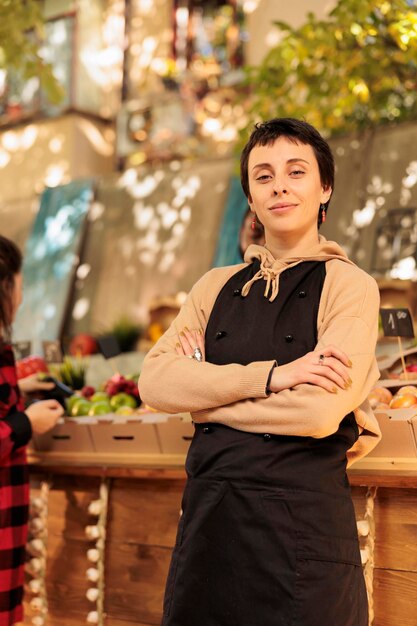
[0,235,63,626]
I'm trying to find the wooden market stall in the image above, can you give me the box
[25,421,417,626]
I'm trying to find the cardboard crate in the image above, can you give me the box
[32,417,95,453]
[369,408,417,458]
[88,415,161,454]
[156,415,194,454]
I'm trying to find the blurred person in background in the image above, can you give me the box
[238,206,265,260]
[0,235,63,626]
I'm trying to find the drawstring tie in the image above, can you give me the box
[241,257,300,302]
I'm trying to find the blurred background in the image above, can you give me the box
[2,4,417,626]
[0,0,416,354]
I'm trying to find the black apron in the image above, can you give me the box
[162,261,368,626]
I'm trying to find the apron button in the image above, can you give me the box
[263,433,272,441]
[233,288,241,296]
[285,334,294,343]
[203,426,212,434]
[216,331,227,339]
[298,290,307,298]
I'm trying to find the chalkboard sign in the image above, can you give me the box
[13,180,94,354]
[97,335,121,360]
[380,308,415,338]
[42,340,63,364]
[12,341,32,360]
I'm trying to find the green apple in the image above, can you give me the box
[109,393,137,411]
[115,405,135,415]
[89,401,111,416]
[90,391,110,403]
[71,398,92,417]
[66,394,83,414]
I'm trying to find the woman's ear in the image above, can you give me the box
[321,186,332,204]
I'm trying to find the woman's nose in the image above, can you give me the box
[272,180,287,195]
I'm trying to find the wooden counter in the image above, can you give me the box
[25,454,417,626]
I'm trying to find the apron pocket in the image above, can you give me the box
[291,533,367,626]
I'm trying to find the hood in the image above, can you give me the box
[242,235,355,302]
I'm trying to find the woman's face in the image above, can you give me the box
[247,136,332,238]
[11,272,23,321]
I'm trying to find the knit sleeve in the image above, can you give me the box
[139,267,277,413]
[191,263,381,464]
[0,349,33,461]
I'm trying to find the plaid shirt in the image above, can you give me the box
[0,345,32,626]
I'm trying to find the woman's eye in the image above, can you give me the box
[290,169,305,176]
[256,174,271,181]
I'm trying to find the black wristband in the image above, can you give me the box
[265,364,276,395]
[3,411,32,449]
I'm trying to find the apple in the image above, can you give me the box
[91,391,110,403]
[109,393,138,411]
[81,385,96,399]
[69,334,98,357]
[89,401,111,416]
[65,394,82,414]
[115,405,135,415]
[71,398,92,417]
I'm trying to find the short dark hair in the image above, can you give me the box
[240,118,334,227]
[0,235,22,343]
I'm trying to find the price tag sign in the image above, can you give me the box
[42,340,64,364]
[380,308,415,338]
[12,341,32,360]
[97,335,121,360]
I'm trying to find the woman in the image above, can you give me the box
[0,235,63,626]
[140,118,381,626]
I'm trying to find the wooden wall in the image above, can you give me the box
[24,473,417,626]
[351,486,417,626]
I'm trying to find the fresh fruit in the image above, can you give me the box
[89,401,111,416]
[70,398,92,417]
[104,374,140,399]
[109,392,138,411]
[90,391,110,403]
[16,355,49,380]
[374,402,390,410]
[405,364,417,373]
[115,405,135,415]
[389,393,417,409]
[69,334,98,357]
[368,387,393,408]
[397,385,417,396]
[81,385,96,399]
[65,394,83,414]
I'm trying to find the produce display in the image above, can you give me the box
[368,384,417,410]
[16,355,49,379]
[66,374,141,417]
[16,353,142,417]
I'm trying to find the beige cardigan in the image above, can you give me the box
[140,238,382,467]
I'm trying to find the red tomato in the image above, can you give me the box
[16,355,49,379]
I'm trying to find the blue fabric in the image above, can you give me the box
[212,175,248,268]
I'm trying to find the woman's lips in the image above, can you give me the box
[268,203,297,213]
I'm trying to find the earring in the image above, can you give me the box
[321,204,327,223]
[251,216,257,230]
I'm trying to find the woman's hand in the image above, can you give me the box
[269,345,352,394]
[18,374,55,396]
[175,327,205,362]
[25,399,64,435]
